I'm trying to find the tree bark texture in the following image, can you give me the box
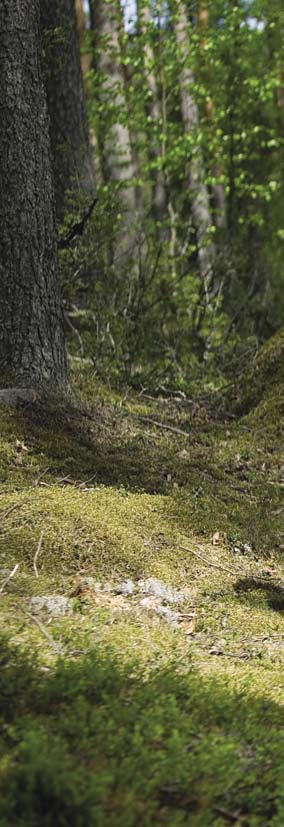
[0,0,67,388]
[173,0,214,290]
[40,0,95,222]
[89,0,136,210]
[89,0,139,276]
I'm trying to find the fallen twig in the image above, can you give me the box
[54,475,74,486]
[0,502,24,521]
[177,543,247,576]
[213,805,242,823]
[160,538,283,583]
[33,468,50,487]
[0,563,20,595]
[26,612,63,654]
[77,474,97,489]
[139,416,190,438]
[33,531,44,578]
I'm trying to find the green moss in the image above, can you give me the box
[227,328,284,416]
[0,362,284,822]
[2,636,284,826]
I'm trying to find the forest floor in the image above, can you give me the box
[1,331,284,826]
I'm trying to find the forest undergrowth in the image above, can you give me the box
[0,331,284,826]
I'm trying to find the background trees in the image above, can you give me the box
[1,0,283,391]
[79,0,284,384]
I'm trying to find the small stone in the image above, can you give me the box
[155,605,180,625]
[0,388,37,406]
[178,449,190,460]
[29,595,72,617]
[139,597,180,626]
[243,543,253,555]
[139,597,155,609]
[115,579,135,596]
[137,577,185,604]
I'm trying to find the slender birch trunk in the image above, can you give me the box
[173,0,214,290]
[89,0,139,276]
[89,0,136,211]
[197,1,227,230]
[137,0,167,220]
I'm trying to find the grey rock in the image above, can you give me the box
[0,388,37,406]
[114,579,135,596]
[139,596,156,609]
[81,577,101,590]
[137,577,185,605]
[155,605,180,625]
[29,595,72,617]
[139,596,180,626]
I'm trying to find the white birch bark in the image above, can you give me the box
[138,0,167,219]
[173,0,215,291]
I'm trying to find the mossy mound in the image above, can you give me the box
[0,363,284,824]
[227,328,284,417]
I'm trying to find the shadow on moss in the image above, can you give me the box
[235,577,284,612]
[1,636,284,826]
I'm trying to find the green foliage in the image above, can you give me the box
[1,635,284,826]
[63,1,284,385]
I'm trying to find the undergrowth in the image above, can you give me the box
[1,636,284,827]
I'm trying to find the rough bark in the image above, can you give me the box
[40,0,95,222]
[173,0,214,290]
[0,0,66,388]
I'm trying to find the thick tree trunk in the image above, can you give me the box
[0,0,66,388]
[173,0,214,290]
[40,0,95,222]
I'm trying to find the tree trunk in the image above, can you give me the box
[0,0,66,388]
[89,0,139,277]
[40,0,95,223]
[173,0,214,290]
[137,0,167,221]
[197,1,227,230]
[89,0,136,210]
[75,0,92,74]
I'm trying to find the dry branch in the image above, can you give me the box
[33,531,44,578]
[139,416,190,438]
[0,563,20,595]
[26,612,63,654]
